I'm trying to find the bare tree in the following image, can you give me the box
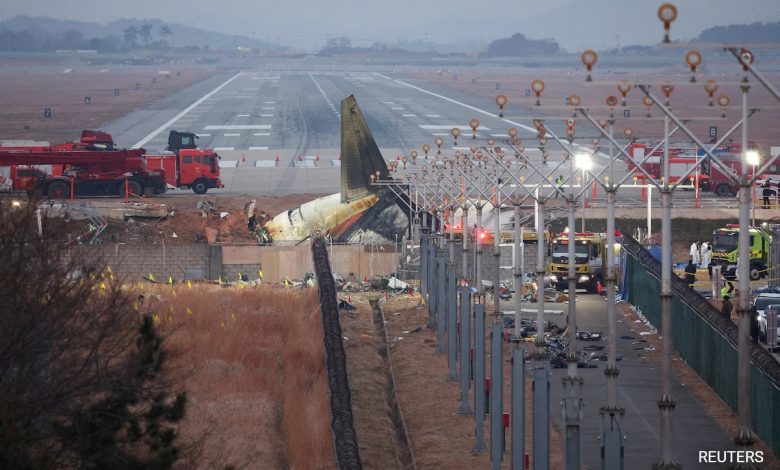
[0,200,186,469]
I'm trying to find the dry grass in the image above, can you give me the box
[137,284,335,469]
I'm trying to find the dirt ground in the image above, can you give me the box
[43,193,322,245]
[341,293,563,469]
[0,66,215,143]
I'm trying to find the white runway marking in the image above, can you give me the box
[431,133,450,136]
[249,146,269,150]
[195,133,211,137]
[251,77,281,80]
[383,101,394,104]
[309,73,339,118]
[402,114,417,117]
[420,124,491,131]
[373,72,393,80]
[264,101,276,104]
[132,72,242,148]
[204,125,271,130]
[236,114,250,117]
[393,78,538,134]
[214,147,235,151]
[391,107,404,110]
[262,107,275,110]
[260,114,274,117]
[425,114,441,118]
[491,133,510,138]
[253,132,271,136]
[224,133,241,136]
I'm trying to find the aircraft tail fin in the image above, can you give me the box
[340,95,390,203]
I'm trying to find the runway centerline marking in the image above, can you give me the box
[132,72,242,148]
[253,132,271,136]
[236,114,250,117]
[425,114,441,118]
[214,146,235,151]
[223,133,241,136]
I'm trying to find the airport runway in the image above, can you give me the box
[104,63,742,209]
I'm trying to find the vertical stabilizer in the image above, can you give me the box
[340,95,390,203]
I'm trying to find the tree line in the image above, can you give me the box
[0,23,173,52]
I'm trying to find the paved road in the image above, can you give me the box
[499,294,737,468]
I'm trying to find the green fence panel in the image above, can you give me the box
[622,235,780,456]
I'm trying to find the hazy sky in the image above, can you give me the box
[1,0,778,50]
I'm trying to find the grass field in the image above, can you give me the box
[139,284,335,469]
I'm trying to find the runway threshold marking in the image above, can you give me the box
[132,72,243,149]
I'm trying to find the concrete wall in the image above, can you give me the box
[66,243,397,283]
[66,244,221,281]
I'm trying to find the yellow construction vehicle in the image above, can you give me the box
[548,231,607,293]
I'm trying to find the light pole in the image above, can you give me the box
[575,153,593,232]
[746,150,761,225]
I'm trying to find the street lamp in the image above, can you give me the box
[746,150,761,222]
[575,153,593,232]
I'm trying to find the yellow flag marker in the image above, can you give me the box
[186,306,193,315]
[148,273,155,282]
[187,280,192,289]
[231,312,236,321]
[167,276,173,285]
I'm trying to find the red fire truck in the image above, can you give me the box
[627,142,773,197]
[0,130,222,197]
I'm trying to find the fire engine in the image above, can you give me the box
[627,142,775,197]
[0,130,222,197]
